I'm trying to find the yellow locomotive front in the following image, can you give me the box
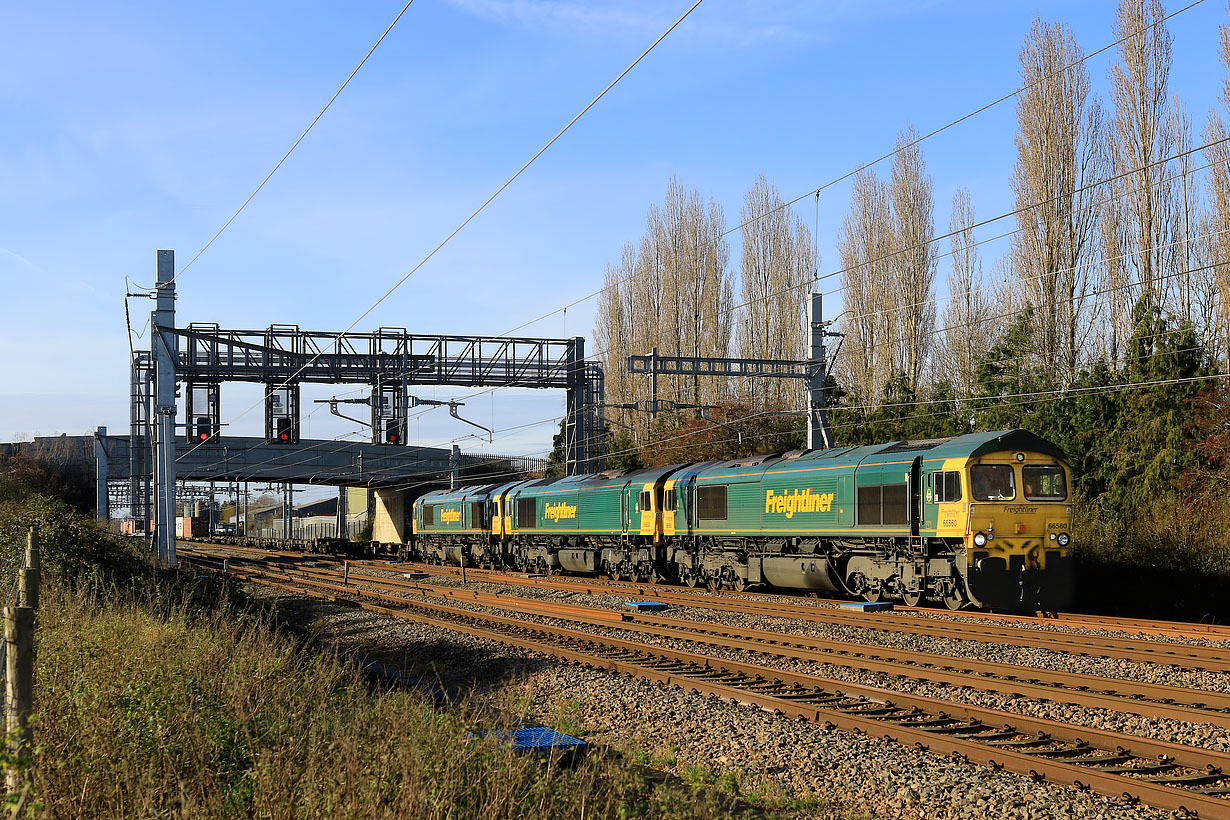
[959,449,1075,611]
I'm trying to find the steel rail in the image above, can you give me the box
[360,559,1230,671]
[184,544,1230,671]
[199,559,1230,818]
[197,552,1230,726]
[187,542,1230,639]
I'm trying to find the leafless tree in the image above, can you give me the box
[736,174,816,406]
[836,167,894,403]
[1011,17,1106,382]
[938,188,990,400]
[1109,0,1180,312]
[887,126,938,393]
[595,178,733,441]
[1202,4,1230,371]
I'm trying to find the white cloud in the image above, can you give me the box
[447,0,948,46]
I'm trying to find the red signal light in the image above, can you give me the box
[198,431,209,441]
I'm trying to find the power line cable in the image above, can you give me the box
[167,1,419,287]
[489,0,1209,338]
[174,0,707,468]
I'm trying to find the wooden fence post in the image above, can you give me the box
[20,530,39,611]
[5,606,33,792]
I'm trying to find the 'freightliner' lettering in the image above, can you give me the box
[764,489,835,519]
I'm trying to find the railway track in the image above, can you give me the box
[183,548,1230,819]
[190,549,1230,728]
[184,542,1230,671]
[185,540,1230,640]
[340,558,1230,672]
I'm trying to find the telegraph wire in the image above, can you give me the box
[168,0,419,287]
[174,0,707,468]
[715,0,1208,242]
[486,0,1210,339]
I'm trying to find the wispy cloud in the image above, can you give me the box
[0,247,42,274]
[447,0,948,46]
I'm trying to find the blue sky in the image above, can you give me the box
[1,0,1226,473]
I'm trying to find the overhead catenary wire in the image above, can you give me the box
[489,0,1210,339]
[174,1,1221,495]
[173,0,707,469]
[166,0,419,288]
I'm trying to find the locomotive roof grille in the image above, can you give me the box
[878,438,953,454]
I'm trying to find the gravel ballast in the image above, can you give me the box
[258,581,1191,820]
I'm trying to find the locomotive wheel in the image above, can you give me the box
[706,576,723,593]
[684,574,700,588]
[901,589,923,607]
[732,577,748,593]
[941,589,966,610]
[862,588,882,604]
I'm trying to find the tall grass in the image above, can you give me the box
[30,582,740,820]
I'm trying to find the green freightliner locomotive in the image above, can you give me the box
[411,429,1075,611]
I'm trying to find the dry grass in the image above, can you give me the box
[26,581,748,820]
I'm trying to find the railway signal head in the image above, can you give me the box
[275,417,296,444]
[385,419,404,445]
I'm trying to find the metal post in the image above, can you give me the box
[650,346,659,419]
[94,426,109,522]
[336,486,348,540]
[20,530,39,611]
[343,561,349,586]
[460,549,467,584]
[806,292,834,450]
[5,606,33,791]
[222,558,229,574]
[152,250,178,567]
[450,445,460,490]
[282,483,291,539]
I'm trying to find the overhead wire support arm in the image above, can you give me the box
[314,397,373,429]
[409,397,493,442]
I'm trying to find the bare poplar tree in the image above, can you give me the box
[1011,17,1106,382]
[595,247,637,435]
[887,126,938,393]
[1169,100,1205,327]
[1110,0,1179,310]
[836,167,893,403]
[1202,5,1230,371]
[595,179,733,442]
[938,188,990,400]
[648,177,733,408]
[736,174,816,406]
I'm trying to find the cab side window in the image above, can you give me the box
[664,490,678,512]
[639,490,652,511]
[933,471,962,503]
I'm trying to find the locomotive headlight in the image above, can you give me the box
[973,532,988,547]
[1056,532,1070,547]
